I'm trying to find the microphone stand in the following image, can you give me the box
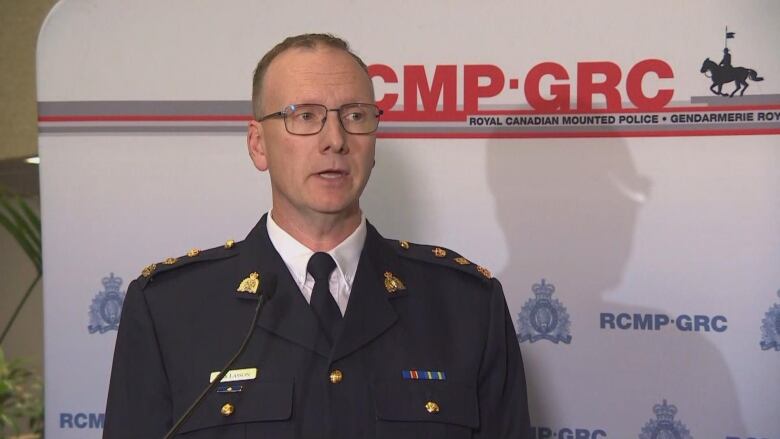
[163,274,277,439]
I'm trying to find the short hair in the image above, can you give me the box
[251,33,370,119]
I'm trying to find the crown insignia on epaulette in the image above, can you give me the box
[475,265,491,279]
[141,263,157,278]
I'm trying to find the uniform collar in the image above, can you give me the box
[266,210,367,290]
[237,214,402,360]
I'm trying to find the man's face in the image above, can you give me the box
[247,46,376,225]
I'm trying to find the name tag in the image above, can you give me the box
[209,367,258,383]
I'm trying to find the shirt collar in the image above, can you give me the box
[266,211,367,288]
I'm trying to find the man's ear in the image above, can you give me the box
[247,120,269,171]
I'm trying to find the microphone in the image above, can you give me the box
[163,273,278,439]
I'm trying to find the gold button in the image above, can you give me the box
[220,403,234,416]
[432,247,446,258]
[399,240,410,249]
[224,239,235,249]
[329,369,343,384]
[425,401,440,414]
[187,248,200,257]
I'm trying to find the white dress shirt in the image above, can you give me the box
[266,211,367,316]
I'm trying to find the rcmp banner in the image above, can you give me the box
[38,1,779,438]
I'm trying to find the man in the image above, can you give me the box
[719,47,732,69]
[104,33,530,438]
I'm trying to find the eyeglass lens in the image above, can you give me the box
[285,104,380,135]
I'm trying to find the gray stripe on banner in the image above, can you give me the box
[39,125,246,134]
[40,121,246,127]
[39,122,779,135]
[38,97,780,117]
[690,94,780,105]
[38,100,253,116]
[377,122,780,133]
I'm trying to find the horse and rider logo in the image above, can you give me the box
[700,26,764,97]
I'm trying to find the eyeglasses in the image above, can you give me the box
[258,103,383,135]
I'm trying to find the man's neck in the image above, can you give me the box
[270,208,362,252]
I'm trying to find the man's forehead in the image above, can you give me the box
[263,46,373,103]
[269,46,363,78]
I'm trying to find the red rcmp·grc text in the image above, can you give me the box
[369,60,675,119]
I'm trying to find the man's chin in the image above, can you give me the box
[311,205,361,218]
[307,198,362,218]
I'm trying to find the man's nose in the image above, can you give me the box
[320,111,347,153]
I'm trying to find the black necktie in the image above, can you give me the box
[307,252,342,345]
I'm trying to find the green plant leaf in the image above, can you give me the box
[0,208,40,272]
[17,197,41,235]
[0,195,41,272]
[0,348,43,436]
[0,192,44,436]
[14,197,42,257]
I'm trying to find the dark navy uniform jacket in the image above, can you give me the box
[104,215,531,438]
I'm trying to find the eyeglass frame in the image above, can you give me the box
[257,103,384,136]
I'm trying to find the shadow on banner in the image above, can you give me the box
[486,137,746,435]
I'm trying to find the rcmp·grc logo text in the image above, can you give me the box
[600,312,727,333]
[88,273,125,334]
[60,412,104,429]
[516,279,572,344]
[638,400,692,439]
[531,425,607,439]
[759,290,780,351]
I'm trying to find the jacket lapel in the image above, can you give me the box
[331,222,404,362]
[234,215,330,358]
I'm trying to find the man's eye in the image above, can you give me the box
[344,111,365,122]
[296,112,317,121]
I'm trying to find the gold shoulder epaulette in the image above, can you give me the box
[388,238,493,281]
[136,239,239,289]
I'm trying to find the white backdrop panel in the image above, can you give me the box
[38,1,779,438]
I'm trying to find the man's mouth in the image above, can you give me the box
[316,169,348,179]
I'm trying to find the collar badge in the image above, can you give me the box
[384,272,406,293]
[237,272,260,294]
